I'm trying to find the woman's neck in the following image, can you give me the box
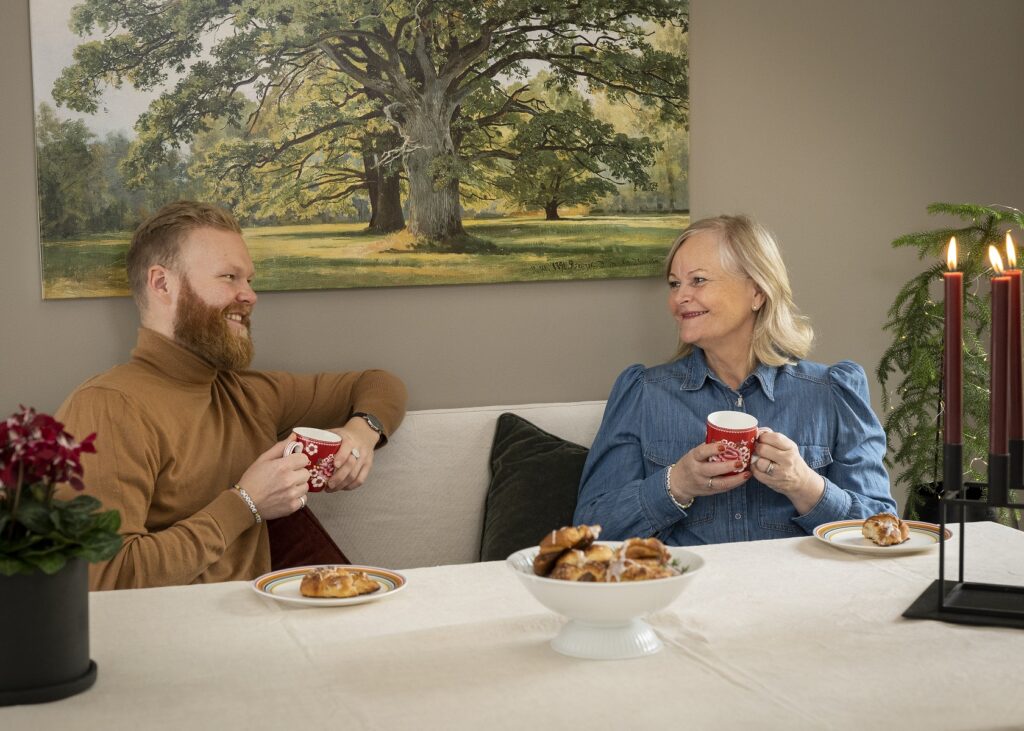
[703,344,755,390]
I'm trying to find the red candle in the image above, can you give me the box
[990,246,1010,455]
[1005,232,1022,441]
[944,238,963,444]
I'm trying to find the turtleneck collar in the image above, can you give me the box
[130,327,220,386]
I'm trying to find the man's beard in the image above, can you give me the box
[172,278,254,370]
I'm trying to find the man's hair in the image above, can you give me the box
[126,200,242,308]
[664,214,814,367]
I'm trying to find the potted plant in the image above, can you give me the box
[0,406,122,706]
[878,203,1024,521]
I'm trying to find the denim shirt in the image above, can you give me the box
[574,349,897,545]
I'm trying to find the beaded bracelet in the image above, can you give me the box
[665,463,695,511]
[233,484,262,525]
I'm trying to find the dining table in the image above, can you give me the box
[3,520,1024,730]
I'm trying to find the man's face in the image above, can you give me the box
[171,227,257,370]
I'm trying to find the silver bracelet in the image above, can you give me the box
[233,484,262,524]
[665,463,695,511]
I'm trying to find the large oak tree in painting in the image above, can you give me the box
[494,76,658,220]
[53,0,688,249]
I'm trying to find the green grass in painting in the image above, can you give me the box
[40,214,689,298]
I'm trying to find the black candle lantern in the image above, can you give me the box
[903,292,1024,627]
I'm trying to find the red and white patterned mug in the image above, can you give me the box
[284,427,342,492]
[705,411,758,476]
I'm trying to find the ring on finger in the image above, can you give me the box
[707,477,714,490]
[765,460,776,475]
[351,448,361,460]
[299,494,307,508]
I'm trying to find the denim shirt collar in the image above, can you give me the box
[676,347,778,402]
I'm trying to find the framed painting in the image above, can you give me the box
[30,0,689,299]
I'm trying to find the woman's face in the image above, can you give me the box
[667,230,764,355]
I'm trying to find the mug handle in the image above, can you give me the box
[284,441,303,458]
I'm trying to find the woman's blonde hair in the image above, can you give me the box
[664,214,813,366]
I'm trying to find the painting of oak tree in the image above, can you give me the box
[31,0,689,298]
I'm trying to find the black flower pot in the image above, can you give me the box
[905,482,999,524]
[0,558,97,706]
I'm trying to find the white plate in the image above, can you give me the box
[251,564,407,607]
[813,519,952,556]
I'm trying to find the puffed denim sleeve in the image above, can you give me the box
[792,360,897,530]
[574,365,689,539]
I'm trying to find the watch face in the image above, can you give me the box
[356,412,383,433]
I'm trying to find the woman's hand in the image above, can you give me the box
[669,442,752,505]
[751,428,825,514]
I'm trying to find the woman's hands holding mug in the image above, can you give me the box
[669,428,825,516]
[668,441,752,506]
[751,428,825,514]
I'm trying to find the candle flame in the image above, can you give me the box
[989,245,1005,274]
[946,237,958,270]
[1006,231,1017,269]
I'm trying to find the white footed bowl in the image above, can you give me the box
[507,541,704,660]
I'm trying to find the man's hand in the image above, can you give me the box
[325,417,379,491]
[236,439,311,520]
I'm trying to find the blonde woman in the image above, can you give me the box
[574,215,896,544]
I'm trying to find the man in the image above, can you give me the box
[56,201,407,590]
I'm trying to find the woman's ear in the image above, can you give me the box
[751,286,766,312]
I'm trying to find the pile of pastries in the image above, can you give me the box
[532,524,681,582]
[300,566,380,598]
[861,513,910,546]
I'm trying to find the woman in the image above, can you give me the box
[574,214,896,544]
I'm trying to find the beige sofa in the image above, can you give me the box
[307,401,606,569]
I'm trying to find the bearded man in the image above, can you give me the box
[56,201,407,590]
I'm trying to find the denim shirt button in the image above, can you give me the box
[734,513,742,520]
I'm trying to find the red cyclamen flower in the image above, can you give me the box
[0,406,96,492]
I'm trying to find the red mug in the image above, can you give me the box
[706,411,758,475]
[284,427,342,492]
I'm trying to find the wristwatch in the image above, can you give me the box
[352,412,385,443]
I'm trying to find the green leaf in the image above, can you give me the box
[0,555,35,576]
[63,494,102,515]
[23,552,68,575]
[74,532,122,563]
[94,509,121,533]
[16,499,55,535]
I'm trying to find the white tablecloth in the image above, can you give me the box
[4,522,1024,730]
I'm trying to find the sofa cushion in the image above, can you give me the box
[307,401,606,569]
[479,413,590,562]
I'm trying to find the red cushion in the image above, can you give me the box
[267,507,350,570]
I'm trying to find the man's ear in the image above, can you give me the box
[147,265,175,306]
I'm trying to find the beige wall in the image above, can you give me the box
[3,0,1023,456]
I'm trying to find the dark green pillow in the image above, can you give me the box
[480,413,589,562]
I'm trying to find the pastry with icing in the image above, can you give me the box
[533,524,602,576]
[300,567,380,598]
[861,513,910,546]
[533,527,681,582]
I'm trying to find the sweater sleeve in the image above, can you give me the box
[251,369,408,445]
[56,387,257,590]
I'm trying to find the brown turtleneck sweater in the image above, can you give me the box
[55,328,407,591]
